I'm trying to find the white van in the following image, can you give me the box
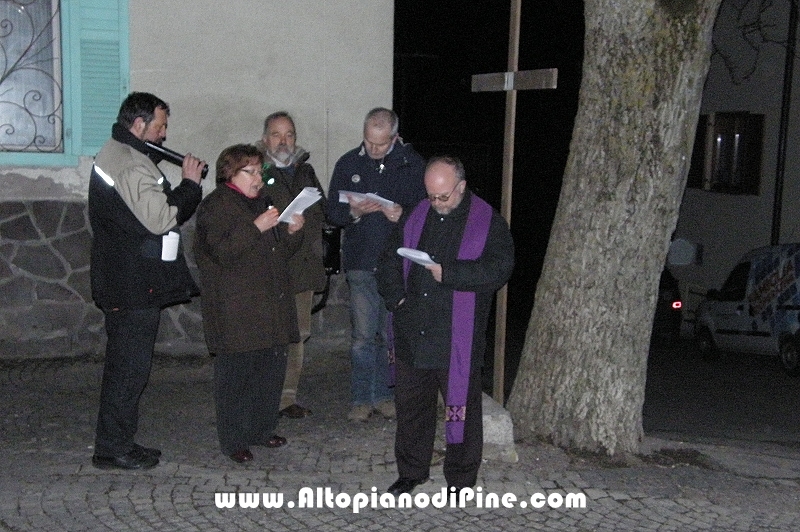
[695,243,800,376]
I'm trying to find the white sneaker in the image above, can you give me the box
[374,400,396,419]
[347,404,372,422]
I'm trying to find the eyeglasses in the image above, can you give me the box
[239,167,263,177]
[427,181,461,203]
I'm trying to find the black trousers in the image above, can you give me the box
[94,307,161,457]
[394,358,483,488]
[213,347,287,455]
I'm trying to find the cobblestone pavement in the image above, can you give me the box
[2,342,800,531]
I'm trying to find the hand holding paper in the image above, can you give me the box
[278,187,322,223]
[338,190,397,209]
[397,247,437,266]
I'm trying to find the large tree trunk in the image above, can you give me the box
[507,0,723,455]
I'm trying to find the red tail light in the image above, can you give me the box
[671,301,682,310]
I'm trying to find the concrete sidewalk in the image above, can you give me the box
[1,342,799,531]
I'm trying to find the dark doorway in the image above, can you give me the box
[393,2,585,400]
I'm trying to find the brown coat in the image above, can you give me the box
[260,152,327,294]
[193,185,301,355]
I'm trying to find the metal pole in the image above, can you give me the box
[771,0,798,245]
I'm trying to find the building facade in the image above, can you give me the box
[672,0,800,328]
[0,0,391,358]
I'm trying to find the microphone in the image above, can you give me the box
[144,141,209,179]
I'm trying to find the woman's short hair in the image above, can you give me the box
[215,144,264,184]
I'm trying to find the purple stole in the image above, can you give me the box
[397,195,492,444]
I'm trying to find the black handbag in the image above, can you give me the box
[312,224,341,315]
[321,224,341,275]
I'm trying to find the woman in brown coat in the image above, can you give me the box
[194,144,304,463]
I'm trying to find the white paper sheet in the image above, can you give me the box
[338,190,396,208]
[279,187,322,223]
[397,247,437,266]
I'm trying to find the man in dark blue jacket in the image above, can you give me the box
[326,108,426,422]
[89,92,205,470]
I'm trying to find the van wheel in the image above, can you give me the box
[779,339,800,377]
[696,328,719,361]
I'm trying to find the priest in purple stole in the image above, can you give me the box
[377,156,514,495]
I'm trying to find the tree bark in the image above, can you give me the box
[507,0,723,455]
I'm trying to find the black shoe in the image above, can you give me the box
[387,477,429,496]
[279,404,312,418]
[229,449,254,463]
[133,443,162,458]
[92,447,159,470]
[264,434,287,448]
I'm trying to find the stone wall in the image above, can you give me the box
[0,200,350,360]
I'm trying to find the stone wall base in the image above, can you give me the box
[0,199,350,360]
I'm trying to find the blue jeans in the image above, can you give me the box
[346,270,393,406]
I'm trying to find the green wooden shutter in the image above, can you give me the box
[68,0,129,156]
[2,0,127,165]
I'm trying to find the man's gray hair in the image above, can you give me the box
[363,107,399,137]
[427,156,466,181]
[263,111,295,135]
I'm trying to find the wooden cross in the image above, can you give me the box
[471,0,558,404]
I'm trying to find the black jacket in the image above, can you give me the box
[261,157,327,293]
[88,124,202,310]
[326,141,426,272]
[377,191,515,369]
